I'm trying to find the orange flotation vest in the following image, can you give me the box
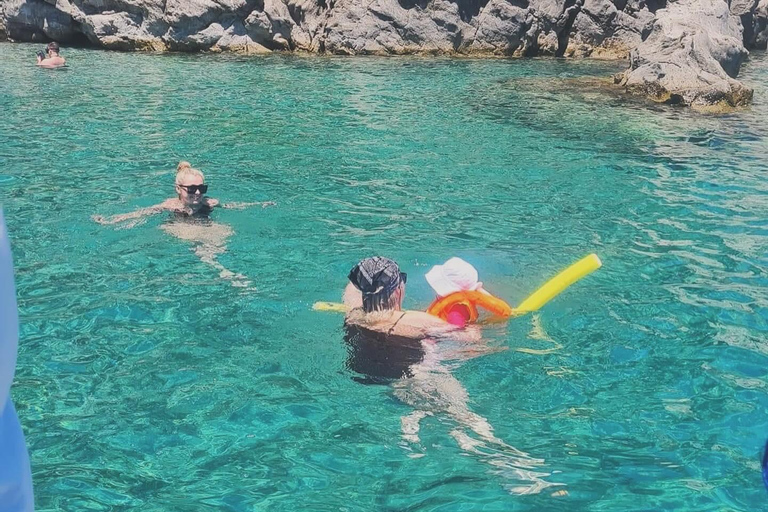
[427,290,514,322]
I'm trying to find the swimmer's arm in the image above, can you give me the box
[341,283,363,309]
[420,314,482,343]
[439,325,482,343]
[91,200,174,225]
[343,282,363,309]
[221,201,276,210]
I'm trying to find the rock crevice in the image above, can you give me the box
[1,0,659,55]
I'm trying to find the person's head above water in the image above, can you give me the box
[175,161,208,209]
[348,257,408,313]
[46,42,60,56]
[425,257,481,297]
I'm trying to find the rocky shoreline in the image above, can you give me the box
[2,0,766,109]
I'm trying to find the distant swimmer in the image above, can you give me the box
[93,161,275,286]
[36,42,66,68]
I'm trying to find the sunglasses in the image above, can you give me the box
[179,184,208,194]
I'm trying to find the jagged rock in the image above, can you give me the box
[566,0,654,57]
[244,0,313,51]
[210,21,272,53]
[466,0,531,55]
[81,11,164,50]
[739,0,768,48]
[617,0,752,110]
[1,0,658,57]
[4,0,80,41]
[1,0,764,108]
[756,0,768,48]
[323,0,470,54]
[536,29,559,54]
[731,0,760,46]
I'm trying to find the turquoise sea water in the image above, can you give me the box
[2,42,768,510]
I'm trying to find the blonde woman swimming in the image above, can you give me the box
[93,161,274,286]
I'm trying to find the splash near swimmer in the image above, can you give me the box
[0,210,35,512]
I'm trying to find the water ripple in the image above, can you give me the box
[2,43,768,511]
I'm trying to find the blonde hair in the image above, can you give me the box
[175,161,204,185]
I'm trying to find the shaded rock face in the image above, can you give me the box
[1,0,656,56]
[735,0,768,49]
[617,0,753,110]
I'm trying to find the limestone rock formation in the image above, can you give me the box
[1,0,765,108]
[736,0,768,49]
[1,0,656,57]
[616,0,753,110]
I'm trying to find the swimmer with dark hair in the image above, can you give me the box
[341,257,555,492]
[343,256,467,341]
[36,41,66,68]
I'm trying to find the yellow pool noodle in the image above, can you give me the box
[514,253,602,313]
[312,301,348,313]
[313,253,601,316]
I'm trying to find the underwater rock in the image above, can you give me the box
[616,0,753,110]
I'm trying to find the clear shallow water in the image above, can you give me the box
[1,42,768,511]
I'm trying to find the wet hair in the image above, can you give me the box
[348,257,405,313]
[46,42,60,53]
[175,161,204,185]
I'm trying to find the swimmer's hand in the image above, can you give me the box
[204,197,220,208]
[91,204,168,226]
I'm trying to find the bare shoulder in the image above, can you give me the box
[39,58,66,68]
[344,307,365,325]
[159,198,182,211]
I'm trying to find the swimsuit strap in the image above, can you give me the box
[387,312,407,337]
